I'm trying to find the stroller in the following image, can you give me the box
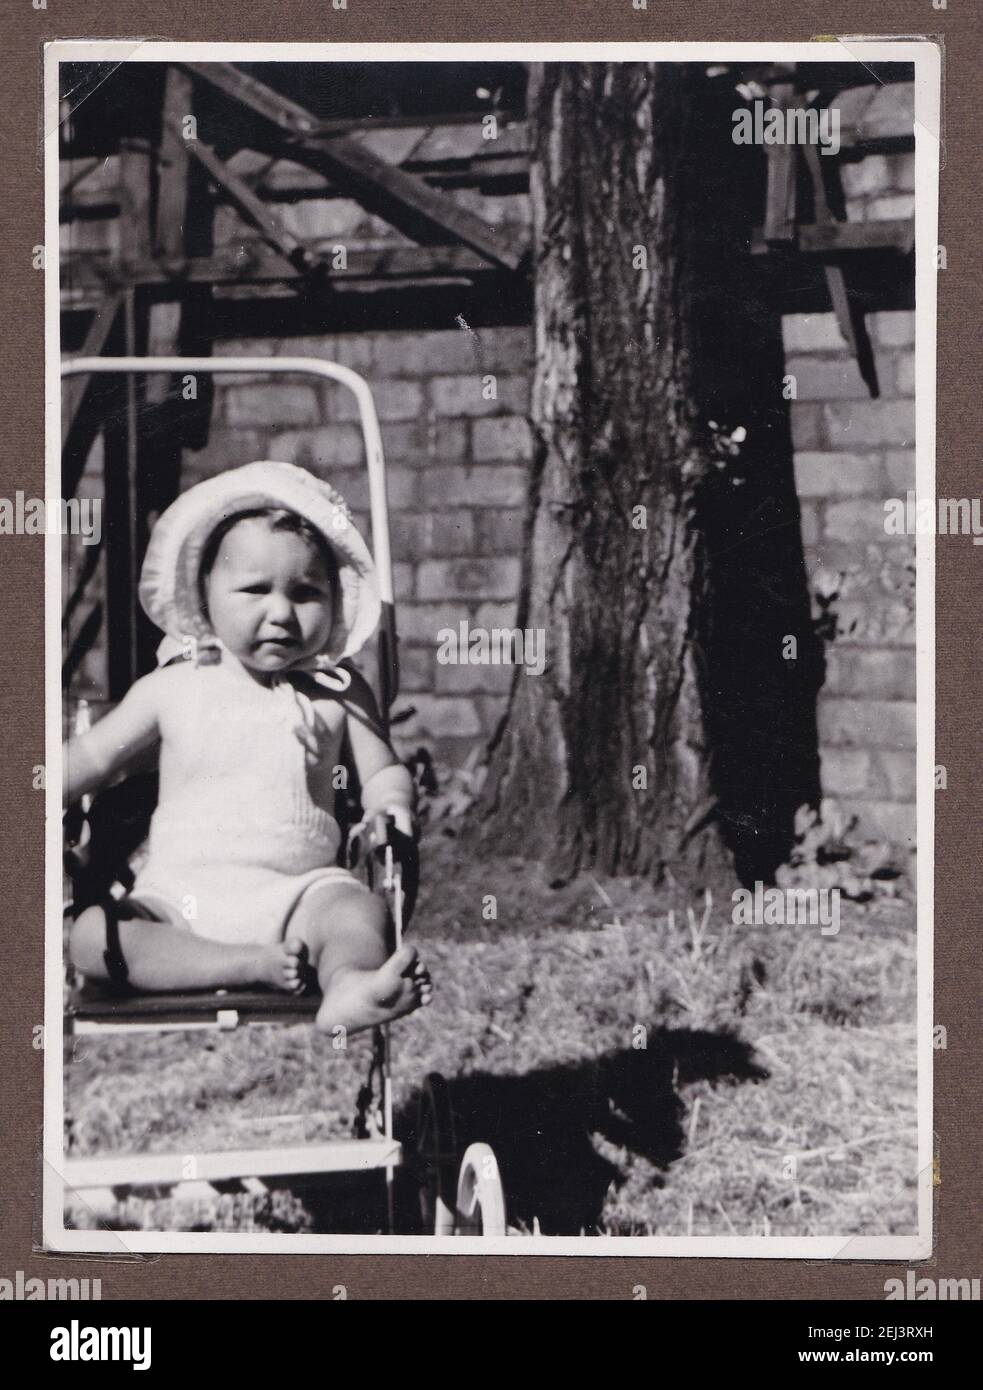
[58,354,507,1240]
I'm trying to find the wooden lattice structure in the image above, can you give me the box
[60,61,533,700]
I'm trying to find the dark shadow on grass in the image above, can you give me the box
[299,1029,767,1236]
[401,1028,765,1236]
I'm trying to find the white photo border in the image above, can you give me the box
[43,38,940,1259]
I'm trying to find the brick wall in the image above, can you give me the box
[784,142,916,849]
[787,308,915,848]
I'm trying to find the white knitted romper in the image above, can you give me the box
[130,659,361,944]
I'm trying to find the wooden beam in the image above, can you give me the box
[299,134,526,270]
[59,108,526,163]
[61,292,123,452]
[117,138,153,260]
[148,68,196,405]
[762,82,798,245]
[106,141,152,694]
[60,157,103,201]
[150,68,219,456]
[154,68,195,260]
[61,152,529,223]
[253,154,529,202]
[183,62,526,272]
[278,107,525,139]
[801,138,879,398]
[64,241,505,294]
[181,61,322,137]
[177,123,329,279]
[751,219,914,256]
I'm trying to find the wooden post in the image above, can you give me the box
[148,67,196,407]
[763,81,798,245]
[800,137,880,397]
[102,140,152,694]
[154,68,195,260]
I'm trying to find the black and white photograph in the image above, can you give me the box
[45,40,939,1256]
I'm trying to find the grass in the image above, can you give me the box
[64,831,918,1238]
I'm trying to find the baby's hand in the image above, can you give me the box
[367,808,416,858]
[356,808,420,926]
[387,805,417,841]
[348,808,417,868]
[377,810,420,922]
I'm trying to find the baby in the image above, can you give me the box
[64,461,431,1035]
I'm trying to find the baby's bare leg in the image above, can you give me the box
[287,883,432,1035]
[70,904,306,994]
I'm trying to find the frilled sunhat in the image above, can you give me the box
[139,461,380,665]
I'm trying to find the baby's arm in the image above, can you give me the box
[341,671,415,836]
[63,670,163,808]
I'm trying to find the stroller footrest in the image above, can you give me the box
[63,1139,403,1191]
[68,980,321,1029]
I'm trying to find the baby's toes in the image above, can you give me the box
[281,940,308,992]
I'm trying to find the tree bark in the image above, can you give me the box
[475,63,820,892]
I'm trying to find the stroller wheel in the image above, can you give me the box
[454,1143,507,1237]
[416,1072,456,1235]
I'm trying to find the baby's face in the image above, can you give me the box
[204,517,335,675]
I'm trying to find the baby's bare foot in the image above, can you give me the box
[316,944,432,1035]
[255,938,309,994]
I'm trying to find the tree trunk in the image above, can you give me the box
[475,63,821,892]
